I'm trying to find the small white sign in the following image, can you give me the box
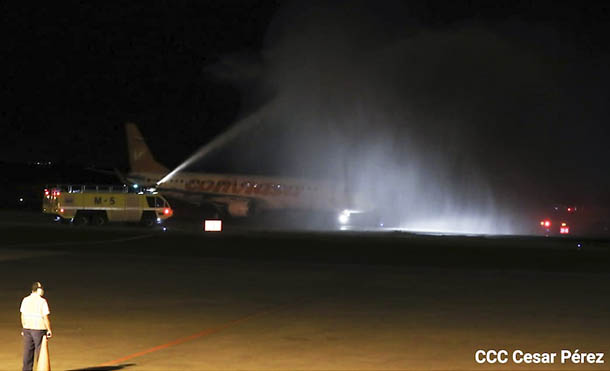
[204,220,222,232]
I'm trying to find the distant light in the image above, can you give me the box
[162,226,167,231]
[164,208,170,215]
[561,222,567,227]
[60,208,64,213]
[577,243,582,249]
[19,198,23,202]
[156,217,161,223]
[544,220,551,227]
[560,227,569,234]
[540,221,544,226]
[204,220,222,232]
[567,207,572,212]
[133,184,139,189]
[338,210,350,224]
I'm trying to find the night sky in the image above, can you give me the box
[4,1,610,208]
[4,1,276,167]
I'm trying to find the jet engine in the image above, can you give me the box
[226,200,252,217]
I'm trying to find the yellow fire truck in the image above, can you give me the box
[42,185,173,226]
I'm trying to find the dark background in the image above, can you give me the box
[3,1,276,169]
[3,1,610,211]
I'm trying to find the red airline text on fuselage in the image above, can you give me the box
[184,179,305,197]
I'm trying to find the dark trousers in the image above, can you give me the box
[22,329,46,371]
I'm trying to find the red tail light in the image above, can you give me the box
[164,208,171,215]
[544,220,551,227]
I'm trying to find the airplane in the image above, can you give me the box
[124,122,368,223]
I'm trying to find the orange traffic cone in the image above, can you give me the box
[36,335,51,371]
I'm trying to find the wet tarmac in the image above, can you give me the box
[1,211,609,370]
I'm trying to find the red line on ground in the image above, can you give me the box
[98,299,303,366]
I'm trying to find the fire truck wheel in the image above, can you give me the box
[92,213,107,226]
[140,212,156,227]
[73,213,89,226]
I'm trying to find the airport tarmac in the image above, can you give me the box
[1,211,609,370]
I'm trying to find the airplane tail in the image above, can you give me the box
[125,122,169,174]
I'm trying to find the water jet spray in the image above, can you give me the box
[157,106,269,185]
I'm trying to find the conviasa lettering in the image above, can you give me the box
[184,179,304,197]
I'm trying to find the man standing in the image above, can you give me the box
[20,282,52,371]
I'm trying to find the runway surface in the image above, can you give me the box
[1,211,609,370]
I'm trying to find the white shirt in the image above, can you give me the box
[20,293,50,330]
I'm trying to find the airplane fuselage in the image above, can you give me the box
[128,171,350,213]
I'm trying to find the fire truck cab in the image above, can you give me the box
[42,184,173,226]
